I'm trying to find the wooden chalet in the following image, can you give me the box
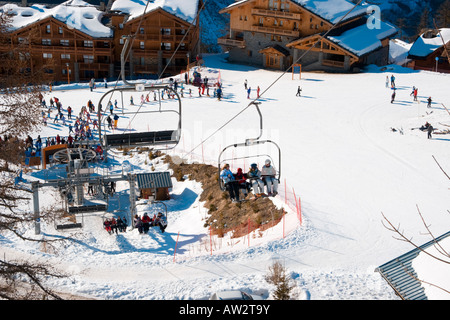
[0,0,201,83]
[406,28,450,73]
[219,0,397,72]
[110,4,201,80]
[6,16,114,83]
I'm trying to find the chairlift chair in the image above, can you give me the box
[97,84,181,151]
[217,101,281,191]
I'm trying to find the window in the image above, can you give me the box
[259,17,264,26]
[43,53,52,59]
[180,42,186,50]
[83,40,93,47]
[42,39,51,45]
[140,27,144,34]
[140,41,144,49]
[119,38,124,45]
[46,25,51,33]
[161,28,171,35]
[61,54,70,59]
[83,55,94,63]
[161,42,171,50]
[18,37,28,44]
[62,68,71,75]
[60,39,69,46]
[59,27,63,34]
[119,23,124,29]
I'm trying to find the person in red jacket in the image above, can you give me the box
[141,213,152,234]
[235,168,249,198]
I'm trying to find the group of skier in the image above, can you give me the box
[388,75,438,139]
[220,159,279,203]
[103,216,128,235]
[133,212,167,234]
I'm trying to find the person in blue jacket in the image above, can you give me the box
[220,163,240,202]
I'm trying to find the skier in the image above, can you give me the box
[220,163,240,202]
[247,87,251,99]
[413,87,418,101]
[244,79,248,90]
[427,124,434,139]
[427,96,432,108]
[217,87,222,101]
[390,74,395,88]
[247,163,264,197]
[296,86,302,97]
[113,113,119,129]
[257,86,260,98]
[391,89,396,103]
[261,159,278,196]
[385,76,389,88]
[106,115,112,129]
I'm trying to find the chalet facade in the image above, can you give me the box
[110,7,200,79]
[406,28,450,73]
[0,0,201,83]
[7,16,114,83]
[219,0,397,72]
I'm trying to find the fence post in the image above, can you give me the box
[299,197,302,225]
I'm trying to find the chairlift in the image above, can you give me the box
[217,101,281,191]
[98,36,181,151]
[55,188,84,231]
[97,84,181,151]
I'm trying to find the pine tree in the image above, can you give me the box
[435,0,450,27]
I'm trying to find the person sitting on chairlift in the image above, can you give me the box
[235,168,250,198]
[261,159,278,196]
[247,163,265,196]
[220,163,240,202]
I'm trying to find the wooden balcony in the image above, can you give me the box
[250,25,300,37]
[322,59,345,68]
[78,63,110,71]
[251,8,301,20]
[217,37,246,48]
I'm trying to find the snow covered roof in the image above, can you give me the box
[408,28,450,58]
[0,0,113,38]
[327,18,397,57]
[110,0,200,24]
[223,0,368,24]
[376,231,450,300]
[291,0,368,24]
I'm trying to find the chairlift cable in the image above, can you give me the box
[180,0,365,161]
[125,0,208,129]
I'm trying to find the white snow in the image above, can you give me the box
[389,38,412,65]
[328,18,397,57]
[1,53,450,300]
[110,0,200,23]
[291,0,368,24]
[409,28,450,58]
[1,0,113,38]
